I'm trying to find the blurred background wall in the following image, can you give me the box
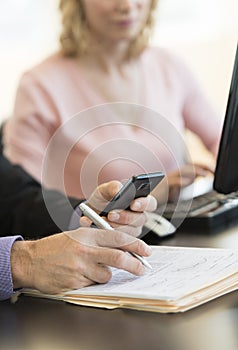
[0,0,237,124]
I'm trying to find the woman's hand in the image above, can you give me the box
[80,180,157,236]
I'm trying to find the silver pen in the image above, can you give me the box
[79,202,152,269]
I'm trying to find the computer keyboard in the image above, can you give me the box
[163,190,238,221]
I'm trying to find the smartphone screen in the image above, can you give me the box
[100,172,164,216]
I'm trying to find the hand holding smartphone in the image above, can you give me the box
[100,172,164,216]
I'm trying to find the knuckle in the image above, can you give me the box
[111,231,125,247]
[75,242,91,256]
[116,211,130,224]
[97,269,112,284]
[132,239,145,254]
[65,275,83,290]
[75,277,94,289]
[110,250,125,267]
[126,214,142,227]
[133,260,145,275]
[121,225,142,237]
[135,227,142,237]
[136,213,147,226]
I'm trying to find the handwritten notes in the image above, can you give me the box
[24,246,238,313]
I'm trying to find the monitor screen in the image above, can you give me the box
[214,44,238,194]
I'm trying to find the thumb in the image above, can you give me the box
[99,180,122,201]
[79,216,92,227]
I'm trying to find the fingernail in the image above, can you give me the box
[108,211,120,221]
[132,201,141,210]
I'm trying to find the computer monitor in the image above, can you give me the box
[214,44,238,194]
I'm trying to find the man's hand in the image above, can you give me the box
[10,228,152,294]
[80,180,157,236]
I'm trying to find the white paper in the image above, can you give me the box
[65,246,238,300]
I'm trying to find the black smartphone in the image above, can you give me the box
[100,172,164,216]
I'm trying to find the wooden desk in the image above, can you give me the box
[1,225,238,350]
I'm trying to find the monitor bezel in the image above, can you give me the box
[214,44,238,194]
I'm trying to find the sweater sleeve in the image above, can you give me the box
[175,56,223,154]
[0,236,23,301]
[4,71,59,183]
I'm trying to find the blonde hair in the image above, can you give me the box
[59,0,159,58]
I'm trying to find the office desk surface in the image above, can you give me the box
[1,225,238,350]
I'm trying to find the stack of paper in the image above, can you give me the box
[23,246,238,313]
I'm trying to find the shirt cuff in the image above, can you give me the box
[68,204,83,230]
[0,235,23,301]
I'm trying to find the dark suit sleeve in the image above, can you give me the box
[0,155,82,239]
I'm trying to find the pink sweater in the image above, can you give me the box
[4,47,221,198]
